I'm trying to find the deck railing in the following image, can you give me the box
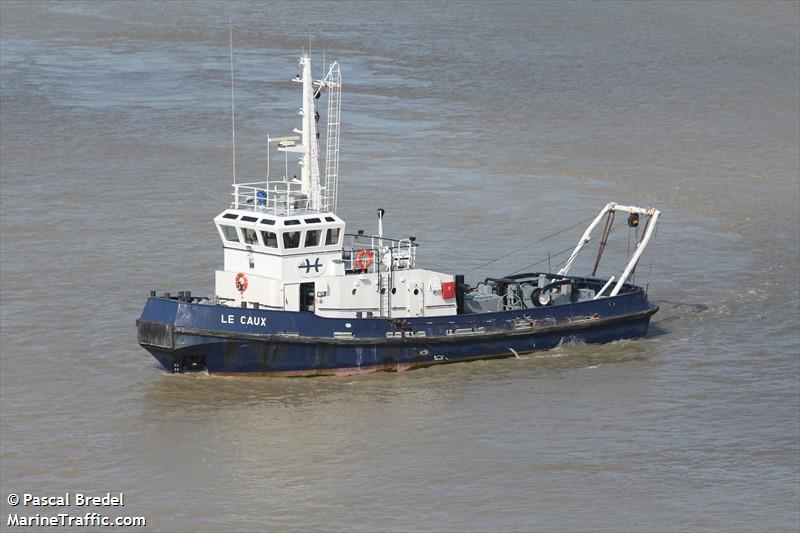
[344,233,418,273]
[231,181,315,216]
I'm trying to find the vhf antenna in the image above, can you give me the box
[229,18,237,184]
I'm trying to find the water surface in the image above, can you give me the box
[1,2,798,531]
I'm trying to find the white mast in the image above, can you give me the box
[277,52,340,213]
[298,54,320,208]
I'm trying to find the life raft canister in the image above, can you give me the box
[354,249,374,270]
[235,272,248,292]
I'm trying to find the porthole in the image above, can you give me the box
[352,288,357,295]
[413,288,419,295]
[391,288,397,295]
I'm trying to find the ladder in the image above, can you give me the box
[322,63,341,213]
[379,271,391,318]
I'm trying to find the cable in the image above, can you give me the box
[464,213,597,275]
[509,218,628,275]
[508,242,580,275]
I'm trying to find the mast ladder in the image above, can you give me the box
[322,63,342,213]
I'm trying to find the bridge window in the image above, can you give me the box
[305,217,321,224]
[325,228,341,245]
[242,228,258,245]
[223,213,238,220]
[305,229,321,247]
[283,231,301,249]
[260,230,278,248]
[241,216,258,222]
[285,219,301,226]
[221,225,239,242]
[260,218,275,226]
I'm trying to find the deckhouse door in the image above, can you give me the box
[284,283,299,311]
[409,282,424,317]
[300,282,315,312]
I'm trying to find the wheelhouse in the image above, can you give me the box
[214,210,345,255]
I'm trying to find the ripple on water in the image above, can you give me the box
[1,1,798,531]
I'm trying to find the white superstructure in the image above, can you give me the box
[213,53,457,318]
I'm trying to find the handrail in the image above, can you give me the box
[343,233,417,273]
[231,181,314,215]
[345,233,419,248]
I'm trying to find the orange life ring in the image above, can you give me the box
[354,249,374,270]
[235,272,248,292]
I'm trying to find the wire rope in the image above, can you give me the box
[463,213,598,275]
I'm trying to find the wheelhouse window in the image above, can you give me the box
[221,225,239,242]
[305,229,321,247]
[325,228,341,245]
[283,231,301,249]
[260,231,278,248]
[242,228,258,245]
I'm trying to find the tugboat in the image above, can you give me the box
[137,53,660,376]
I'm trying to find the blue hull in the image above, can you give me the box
[137,281,658,376]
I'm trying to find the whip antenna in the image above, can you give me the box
[229,18,237,184]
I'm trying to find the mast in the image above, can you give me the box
[298,53,321,208]
[275,52,340,213]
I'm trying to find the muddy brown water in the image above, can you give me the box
[1,2,798,531]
